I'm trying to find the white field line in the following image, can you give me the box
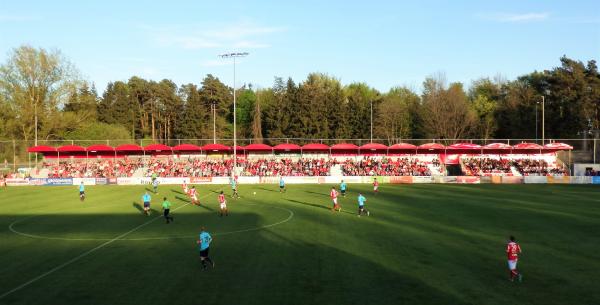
[0,193,206,300]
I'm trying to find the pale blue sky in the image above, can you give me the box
[1,0,598,93]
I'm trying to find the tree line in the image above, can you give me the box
[1,45,599,156]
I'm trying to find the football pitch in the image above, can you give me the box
[1,184,599,305]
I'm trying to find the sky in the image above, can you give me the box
[1,0,599,93]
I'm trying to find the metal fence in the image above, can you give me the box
[0,138,597,172]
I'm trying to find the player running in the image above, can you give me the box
[230,176,239,199]
[79,181,85,202]
[506,236,523,282]
[182,181,189,195]
[279,176,286,193]
[142,191,151,216]
[197,227,215,270]
[340,180,347,197]
[373,178,379,195]
[218,191,228,217]
[161,197,174,224]
[357,193,369,217]
[330,187,341,212]
[152,178,159,194]
[189,186,199,205]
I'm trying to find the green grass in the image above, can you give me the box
[1,184,599,305]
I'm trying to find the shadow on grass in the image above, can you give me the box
[256,186,278,193]
[286,198,353,215]
[175,195,214,212]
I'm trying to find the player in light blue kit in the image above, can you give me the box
[152,178,159,194]
[79,182,85,202]
[142,191,151,216]
[279,176,286,193]
[340,180,347,197]
[357,193,369,217]
[197,227,215,270]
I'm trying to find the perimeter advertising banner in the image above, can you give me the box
[523,176,548,184]
[72,178,97,185]
[6,178,29,186]
[389,176,413,184]
[547,176,570,184]
[455,176,480,184]
[45,178,73,186]
[190,177,213,184]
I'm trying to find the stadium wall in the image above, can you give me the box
[3,176,595,186]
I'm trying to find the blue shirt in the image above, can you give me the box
[340,182,347,191]
[199,232,212,251]
[142,194,151,203]
[279,179,285,187]
[358,195,366,206]
[79,184,85,192]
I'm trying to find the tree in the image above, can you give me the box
[175,84,207,140]
[344,83,380,140]
[375,87,418,143]
[0,45,80,143]
[469,78,500,139]
[420,74,476,140]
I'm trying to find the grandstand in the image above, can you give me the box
[25,141,572,179]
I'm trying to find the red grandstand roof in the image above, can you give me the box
[388,143,417,150]
[201,143,231,152]
[115,144,143,152]
[273,143,302,151]
[543,142,573,150]
[301,143,330,151]
[330,143,359,150]
[144,144,172,152]
[244,143,273,151]
[172,144,202,152]
[512,142,543,150]
[86,144,114,152]
[447,143,482,150]
[483,143,512,150]
[359,143,388,151]
[418,143,445,150]
[27,145,57,153]
[57,145,86,152]
[233,145,246,151]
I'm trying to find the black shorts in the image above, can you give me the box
[341,189,346,194]
[163,209,170,217]
[280,185,285,189]
[143,202,150,208]
[79,191,85,195]
[200,248,209,258]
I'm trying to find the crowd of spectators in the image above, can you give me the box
[44,158,144,178]
[341,157,434,176]
[461,158,568,176]
[240,158,333,176]
[40,156,568,178]
[462,158,512,175]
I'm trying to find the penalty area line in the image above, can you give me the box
[0,193,205,300]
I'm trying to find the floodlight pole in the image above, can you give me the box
[370,100,373,143]
[219,52,248,175]
[541,95,545,145]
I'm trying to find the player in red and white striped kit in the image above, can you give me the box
[189,186,199,205]
[506,235,523,282]
[218,191,228,217]
[373,178,379,195]
[330,187,341,212]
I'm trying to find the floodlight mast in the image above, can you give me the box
[219,52,249,175]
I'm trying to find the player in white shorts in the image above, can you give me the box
[190,186,199,205]
[218,191,228,217]
[182,182,189,195]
